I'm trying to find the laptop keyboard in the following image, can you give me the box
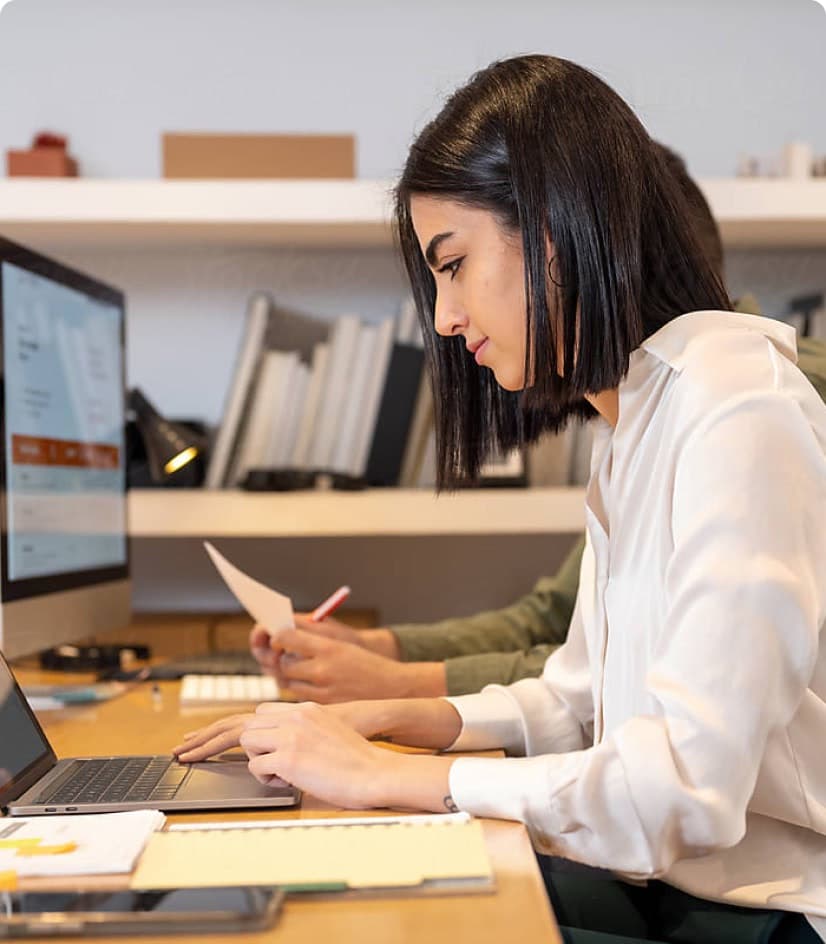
[35,756,189,806]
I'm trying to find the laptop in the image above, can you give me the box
[0,651,300,815]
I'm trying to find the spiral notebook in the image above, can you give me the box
[130,813,493,895]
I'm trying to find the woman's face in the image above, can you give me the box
[409,195,531,391]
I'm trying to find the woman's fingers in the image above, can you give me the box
[174,731,240,762]
[239,726,278,755]
[247,750,289,784]
[172,713,253,760]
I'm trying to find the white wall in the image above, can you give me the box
[0,0,824,422]
[1,0,824,179]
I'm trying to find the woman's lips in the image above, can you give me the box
[474,338,490,365]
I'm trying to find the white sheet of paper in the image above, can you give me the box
[204,542,295,635]
[0,810,165,877]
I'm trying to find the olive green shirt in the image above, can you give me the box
[392,534,585,694]
[391,310,826,695]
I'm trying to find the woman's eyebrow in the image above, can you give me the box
[425,231,455,267]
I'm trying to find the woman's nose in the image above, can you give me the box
[433,292,468,338]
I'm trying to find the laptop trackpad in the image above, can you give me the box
[180,760,295,801]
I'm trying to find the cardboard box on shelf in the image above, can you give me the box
[162,132,355,179]
[7,132,79,177]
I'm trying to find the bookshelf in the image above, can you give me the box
[4,176,823,614]
[1,178,826,248]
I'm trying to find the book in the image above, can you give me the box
[348,315,397,478]
[329,324,378,474]
[364,343,426,486]
[415,426,438,489]
[229,349,300,485]
[290,341,330,469]
[204,292,271,488]
[264,302,329,360]
[398,370,434,487]
[131,813,493,894]
[307,314,362,470]
[395,295,421,346]
[268,360,310,468]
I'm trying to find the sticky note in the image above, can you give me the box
[15,842,78,856]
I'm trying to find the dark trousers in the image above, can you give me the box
[536,855,821,944]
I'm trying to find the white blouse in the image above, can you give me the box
[446,311,826,939]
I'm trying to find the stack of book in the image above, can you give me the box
[204,293,435,490]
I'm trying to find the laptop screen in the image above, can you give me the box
[0,653,53,806]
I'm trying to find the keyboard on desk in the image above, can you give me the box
[179,674,279,705]
[34,756,189,806]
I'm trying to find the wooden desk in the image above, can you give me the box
[8,666,561,944]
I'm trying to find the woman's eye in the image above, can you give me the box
[437,257,464,281]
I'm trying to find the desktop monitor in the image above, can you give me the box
[0,237,130,659]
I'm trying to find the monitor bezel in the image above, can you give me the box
[0,236,129,603]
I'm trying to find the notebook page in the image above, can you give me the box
[131,818,492,891]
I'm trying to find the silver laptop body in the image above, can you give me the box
[0,651,300,816]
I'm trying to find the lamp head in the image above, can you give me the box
[128,387,205,484]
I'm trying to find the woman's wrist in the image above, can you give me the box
[373,697,462,750]
[370,750,458,811]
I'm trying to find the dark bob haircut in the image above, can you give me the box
[395,55,731,490]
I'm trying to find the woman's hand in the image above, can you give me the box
[171,696,463,763]
[172,712,257,762]
[241,703,399,808]
[171,700,393,763]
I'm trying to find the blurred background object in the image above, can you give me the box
[7,130,78,176]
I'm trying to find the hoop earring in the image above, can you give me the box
[547,257,562,288]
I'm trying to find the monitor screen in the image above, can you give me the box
[0,240,128,604]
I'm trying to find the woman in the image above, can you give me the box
[176,56,826,943]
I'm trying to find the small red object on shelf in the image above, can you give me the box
[7,130,79,177]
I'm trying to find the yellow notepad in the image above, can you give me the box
[131,814,493,894]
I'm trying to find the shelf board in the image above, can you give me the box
[0,178,824,249]
[0,179,393,248]
[702,179,826,248]
[127,487,587,538]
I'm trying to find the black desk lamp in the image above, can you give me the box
[128,387,205,485]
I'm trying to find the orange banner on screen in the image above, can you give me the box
[12,435,120,469]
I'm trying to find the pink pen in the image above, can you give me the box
[310,585,351,622]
